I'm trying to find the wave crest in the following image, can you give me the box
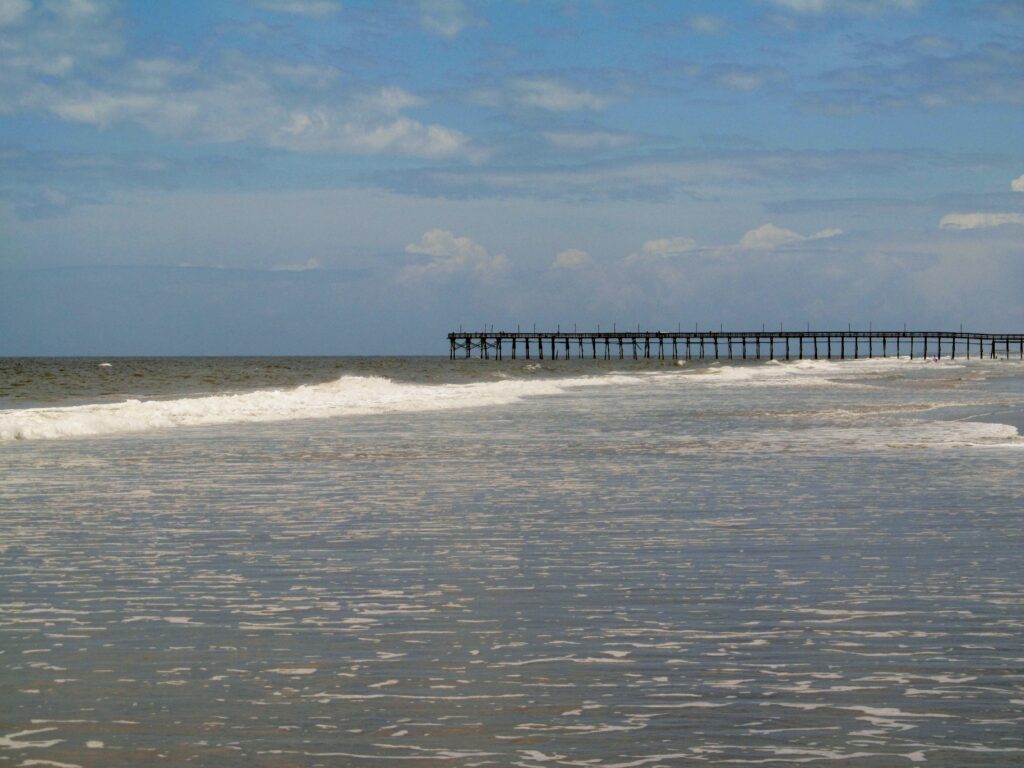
[0,375,617,441]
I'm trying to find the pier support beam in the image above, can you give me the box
[448,330,1023,365]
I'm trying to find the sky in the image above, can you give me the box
[1,0,1022,355]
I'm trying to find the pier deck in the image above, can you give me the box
[448,330,1024,361]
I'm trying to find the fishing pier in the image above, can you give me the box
[449,329,1024,361]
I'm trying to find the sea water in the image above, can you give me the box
[0,356,1022,766]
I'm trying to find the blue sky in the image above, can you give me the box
[1,0,1022,354]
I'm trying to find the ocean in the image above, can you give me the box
[1,356,1022,767]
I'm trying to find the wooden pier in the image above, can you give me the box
[449,330,1024,361]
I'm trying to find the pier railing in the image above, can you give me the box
[448,330,1024,361]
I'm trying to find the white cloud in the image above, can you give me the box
[268,60,341,88]
[45,58,473,159]
[272,257,321,271]
[738,223,842,249]
[811,228,844,240]
[626,227,841,265]
[713,67,786,92]
[768,0,923,14]
[1012,174,1024,192]
[270,85,474,157]
[336,117,471,158]
[402,229,507,280]
[939,212,1024,230]
[0,6,474,160]
[739,223,804,249]
[625,236,697,267]
[0,0,30,26]
[253,0,341,16]
[906,34,959,55]
[419,0,471,39]
[543,131,633,151]
[553,248,590,269]
[642,237,697,256]
[687,14,725,34]
[509,78,612,112]
[357,86,423,114]
[0,0,123,108]
[470,79,616,114]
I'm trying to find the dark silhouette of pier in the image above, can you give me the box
[449,329,1024,361]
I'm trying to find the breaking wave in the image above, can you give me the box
[1,357,1016,443]
[0,374,629,441]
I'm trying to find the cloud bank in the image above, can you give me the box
[939,212,1024,229]
[737,224,843,249]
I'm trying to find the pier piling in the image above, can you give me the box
[448,329,1024,363]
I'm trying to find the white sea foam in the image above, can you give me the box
[678,356,930,387]
[0,727,63,749]
[2,358,1018,446]
[782,420,1022,451]
[0,374,628,441]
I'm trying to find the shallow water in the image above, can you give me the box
[1,357,1022,766]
